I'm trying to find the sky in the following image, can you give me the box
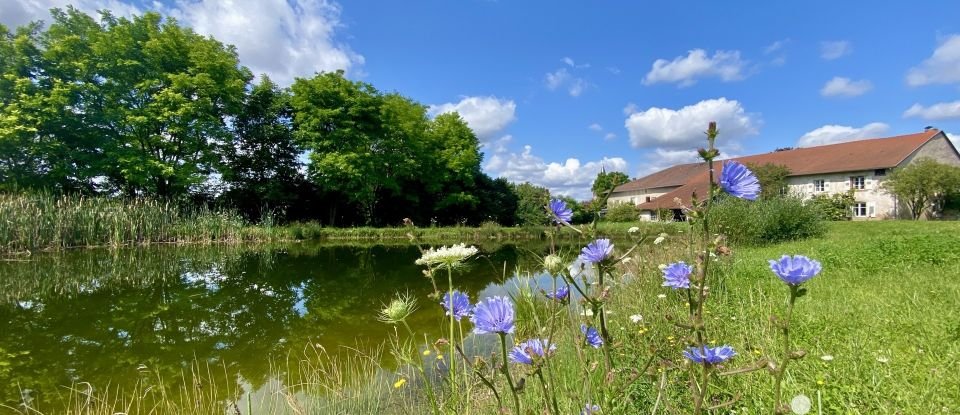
[4,1,960,200]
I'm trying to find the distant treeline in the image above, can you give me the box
[0,7,614,227]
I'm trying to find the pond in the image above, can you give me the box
[0,241,572,412]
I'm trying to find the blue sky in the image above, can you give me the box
[4,1,960,199]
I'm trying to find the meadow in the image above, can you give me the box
[10,220,957,414]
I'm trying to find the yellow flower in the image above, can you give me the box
[422,350,431,356]
[817,379,825,386]
[394,378,407,388]
[437,354,444,360]
[667,336,675,340]
[753,349,762,356]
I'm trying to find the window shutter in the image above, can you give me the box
[867,202,876,218]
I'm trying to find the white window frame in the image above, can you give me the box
[850,176,865,190]
[853,202,868,217]
[813,179,825,193]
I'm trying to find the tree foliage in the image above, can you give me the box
[883,158,960,220]
[747,162,791,199]
[808,191,855,221]
[591,171,630,198]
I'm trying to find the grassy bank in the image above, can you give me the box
[0,193,679,253]
[14,221,959,414]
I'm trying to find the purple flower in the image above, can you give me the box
[581,324,603,348]
[544,285,570,302]
[508,338,556,365]
[719,161,760,201]
[471,296,515,335]
[579,239,614,264]
[683,345,737,365]
[549,199,573,224]
[441,290,471,321]
[581,403,601,414]
[662,261,693,289]
[769,255,822,285]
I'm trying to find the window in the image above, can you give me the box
[850,176,865,190]
[645,196,656,202]
[853,202,868,217]
[874,168,887,177]
[813,179,825,192]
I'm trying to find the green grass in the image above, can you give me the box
[9,221,960,414]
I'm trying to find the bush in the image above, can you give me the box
[603,203,639,222]
[711,195,826,245]
[808,191,854,221]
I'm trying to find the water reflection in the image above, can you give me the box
[0,242,559,411]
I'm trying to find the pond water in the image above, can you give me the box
[0,241,568,411]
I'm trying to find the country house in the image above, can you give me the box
[608,129,960,220]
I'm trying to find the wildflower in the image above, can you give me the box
[821,355,833,361]
[656,293,667,299]
[378,293,417,324]
[441,290,472,321]
[581,324,603,348]
[415,243,479,267]
[582,403,601,414]
[508,338,556,365]
[817,379,825,386]
[629,314,643,323]
[580,309,594,317]
[683,345,737,365]
[543,254,565,274]
[628,226,640,233]
[393,378,406,388]
[549,199,573,224]
[471,296,515,334]
[769,255,822,285]
[579,238,614,264]
[654,233,667,245]
[662,261,693,289]
[719,160,760,200]
[877,356,889,364]
[423,350,431,356]
[544,285,570,302]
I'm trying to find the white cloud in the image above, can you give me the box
[820,77,873,97]
[545,67,590,97]
[607,66,621,75]
[604,132,617,140]
[796,122,889,147]
[0,0,364,86]
[562,57,590,69]
[903,100,960,120]
[623,102,639,116]
[642,49,746,87]
[429,96,517,141]
[906,35,960,86]
[764,39,789,54]
[588,123,603,131]
[820,41,852,60]
[947,132,959,148]
[624,98,759,149]
[484,145,628,200]
[635,149,699,177]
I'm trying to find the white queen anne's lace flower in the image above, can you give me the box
[415,243,479,267]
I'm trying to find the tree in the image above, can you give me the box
[591,171,630,198]
[221,75,301,221]
[747,162,791,199]
[808,191,855,221]
[512,182,550,226]
[884,158,960,219]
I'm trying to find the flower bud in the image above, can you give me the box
[543,254,565,274]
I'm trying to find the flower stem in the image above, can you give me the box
[596,264,615,371]
[772,286,799,413]
[498,333,522,415]
[535,369,559,415]
[446,266,457,399]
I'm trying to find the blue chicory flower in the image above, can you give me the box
[581,403,601,414]
[579,239,614,264]
[719,160,761,200]
[508,338,556,365]
[769,255,822,285]
[662,261,693,289]
[683,345,737,365]
[471,296,515,335]
[441,290,471,321]
[549,198,573,224]
[581,324,603,348]
[544,285,570,302]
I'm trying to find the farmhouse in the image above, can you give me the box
[608,129,960,221]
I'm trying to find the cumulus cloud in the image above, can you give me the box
[796,122,889,147]
[429,96,517,141]
[820,40,852,60]
[623,102,639,116]
[642,49,746,87]
[484,145,628,200]
[820,77,873,97]
[545,67,590,97]
[903,100,960,120]
[906,35,960,86]
[624,98,759,149]
[0,0,364,86]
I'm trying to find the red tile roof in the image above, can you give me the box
[633,129,945,210]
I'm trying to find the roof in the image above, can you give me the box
[612,162,705,193]
[634,129,945,210]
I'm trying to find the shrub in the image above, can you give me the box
[711,195,826,245]
[808,191,855,221]
[603,203,639,222]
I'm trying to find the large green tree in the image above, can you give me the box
[512,182,550,226]
[747,162,791,199]
[884,158,960,219]
[591,171,630,198]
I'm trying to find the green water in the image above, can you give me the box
[0,242,560,411]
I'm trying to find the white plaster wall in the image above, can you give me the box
[786,170,896,219]
[607,186,678,207]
